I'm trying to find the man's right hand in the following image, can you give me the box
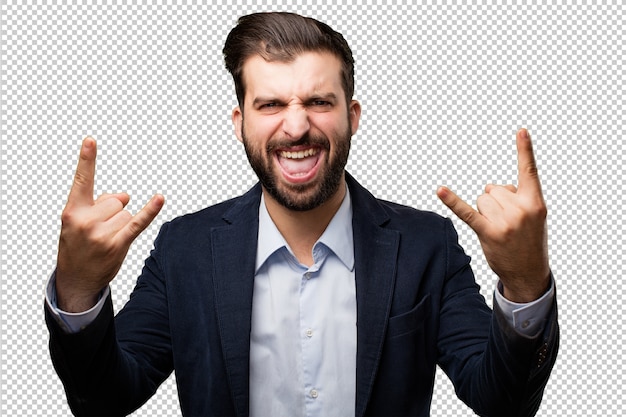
[56,137,165,313]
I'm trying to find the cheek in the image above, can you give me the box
[245,116,283,145]
[312,113,348,136]
[325,116,352,143]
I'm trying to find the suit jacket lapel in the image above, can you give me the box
[347,174,401,417]
[210,184,261,417]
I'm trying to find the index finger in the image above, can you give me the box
[516,128,542,193]
[67,137,97,206]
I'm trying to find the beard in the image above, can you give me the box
[242,124,352,212]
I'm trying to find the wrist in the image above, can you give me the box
[55,281,101,313]
[502,273,551,303]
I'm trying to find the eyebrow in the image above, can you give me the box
[251,92,338,107]
[252,97,283,107]
[307,92,338,102]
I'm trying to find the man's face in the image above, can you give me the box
[232,52,361,211]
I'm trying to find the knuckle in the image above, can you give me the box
[522,199,548,219]
[75,219,97,236]
[106,196,124,211]
[90,229,110,247]
[499,223,516,240]
[84,225,118,252]
[524,163,540,178]
[125,219,144,238]
[462,208,478,225]
[60,208,75,225]
[95,193,111,203]
[120,210,133,222]
[61,207,90,228]
[532,205,548,221]
[476,194,489,209]
[73,170,91,187]
[62,211,96,235]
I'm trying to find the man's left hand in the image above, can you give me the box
[437,128,550,303]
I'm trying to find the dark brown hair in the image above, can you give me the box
[223,12,355,107]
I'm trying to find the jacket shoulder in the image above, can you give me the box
[161,184,261,235]
[376,198,451,233]
[145,190,259,256]
[346,172,450,234]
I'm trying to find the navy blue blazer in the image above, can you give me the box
[46,173,558,417]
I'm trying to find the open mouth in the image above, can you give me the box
[276,146,323,183]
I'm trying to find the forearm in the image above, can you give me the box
[438,220,559,416]
[46,291,173,416]
[45,243,174,415]
[46,294,129,416]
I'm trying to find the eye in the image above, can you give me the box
[308,100,333,110]
[257,102,283,113]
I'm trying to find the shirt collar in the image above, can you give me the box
[255,184,354,273]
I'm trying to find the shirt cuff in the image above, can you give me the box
[494,277,555,337]
[45,270,109,334]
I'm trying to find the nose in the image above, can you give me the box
[282,105,310,140]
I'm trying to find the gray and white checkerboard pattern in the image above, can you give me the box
[2,1,624,416]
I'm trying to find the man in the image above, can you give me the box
[46,12,558,417]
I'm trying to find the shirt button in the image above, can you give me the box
[521,320,530,329]
[305,272,312,280]
[306,329,313,338]
[310,389,318,399]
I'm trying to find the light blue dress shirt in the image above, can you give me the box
[249,190,357,417]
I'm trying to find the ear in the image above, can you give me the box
[349,100,361,135]
[232,106,244,143]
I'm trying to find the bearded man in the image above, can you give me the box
[46,12,558,417]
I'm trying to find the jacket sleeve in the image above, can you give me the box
[437,219,559,417]
[45,224,174,417]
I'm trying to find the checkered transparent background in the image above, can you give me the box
[2,1,624,416]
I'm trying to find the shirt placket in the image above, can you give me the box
[299,247,324,416]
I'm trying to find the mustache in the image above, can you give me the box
[266,134,330,153]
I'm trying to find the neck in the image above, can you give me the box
[263,178,346,266]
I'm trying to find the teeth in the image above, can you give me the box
[280,148,319,159]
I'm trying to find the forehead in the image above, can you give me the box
[241,51,344,106]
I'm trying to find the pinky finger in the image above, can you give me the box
[437,186,488,233]
[116,194,165,246]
